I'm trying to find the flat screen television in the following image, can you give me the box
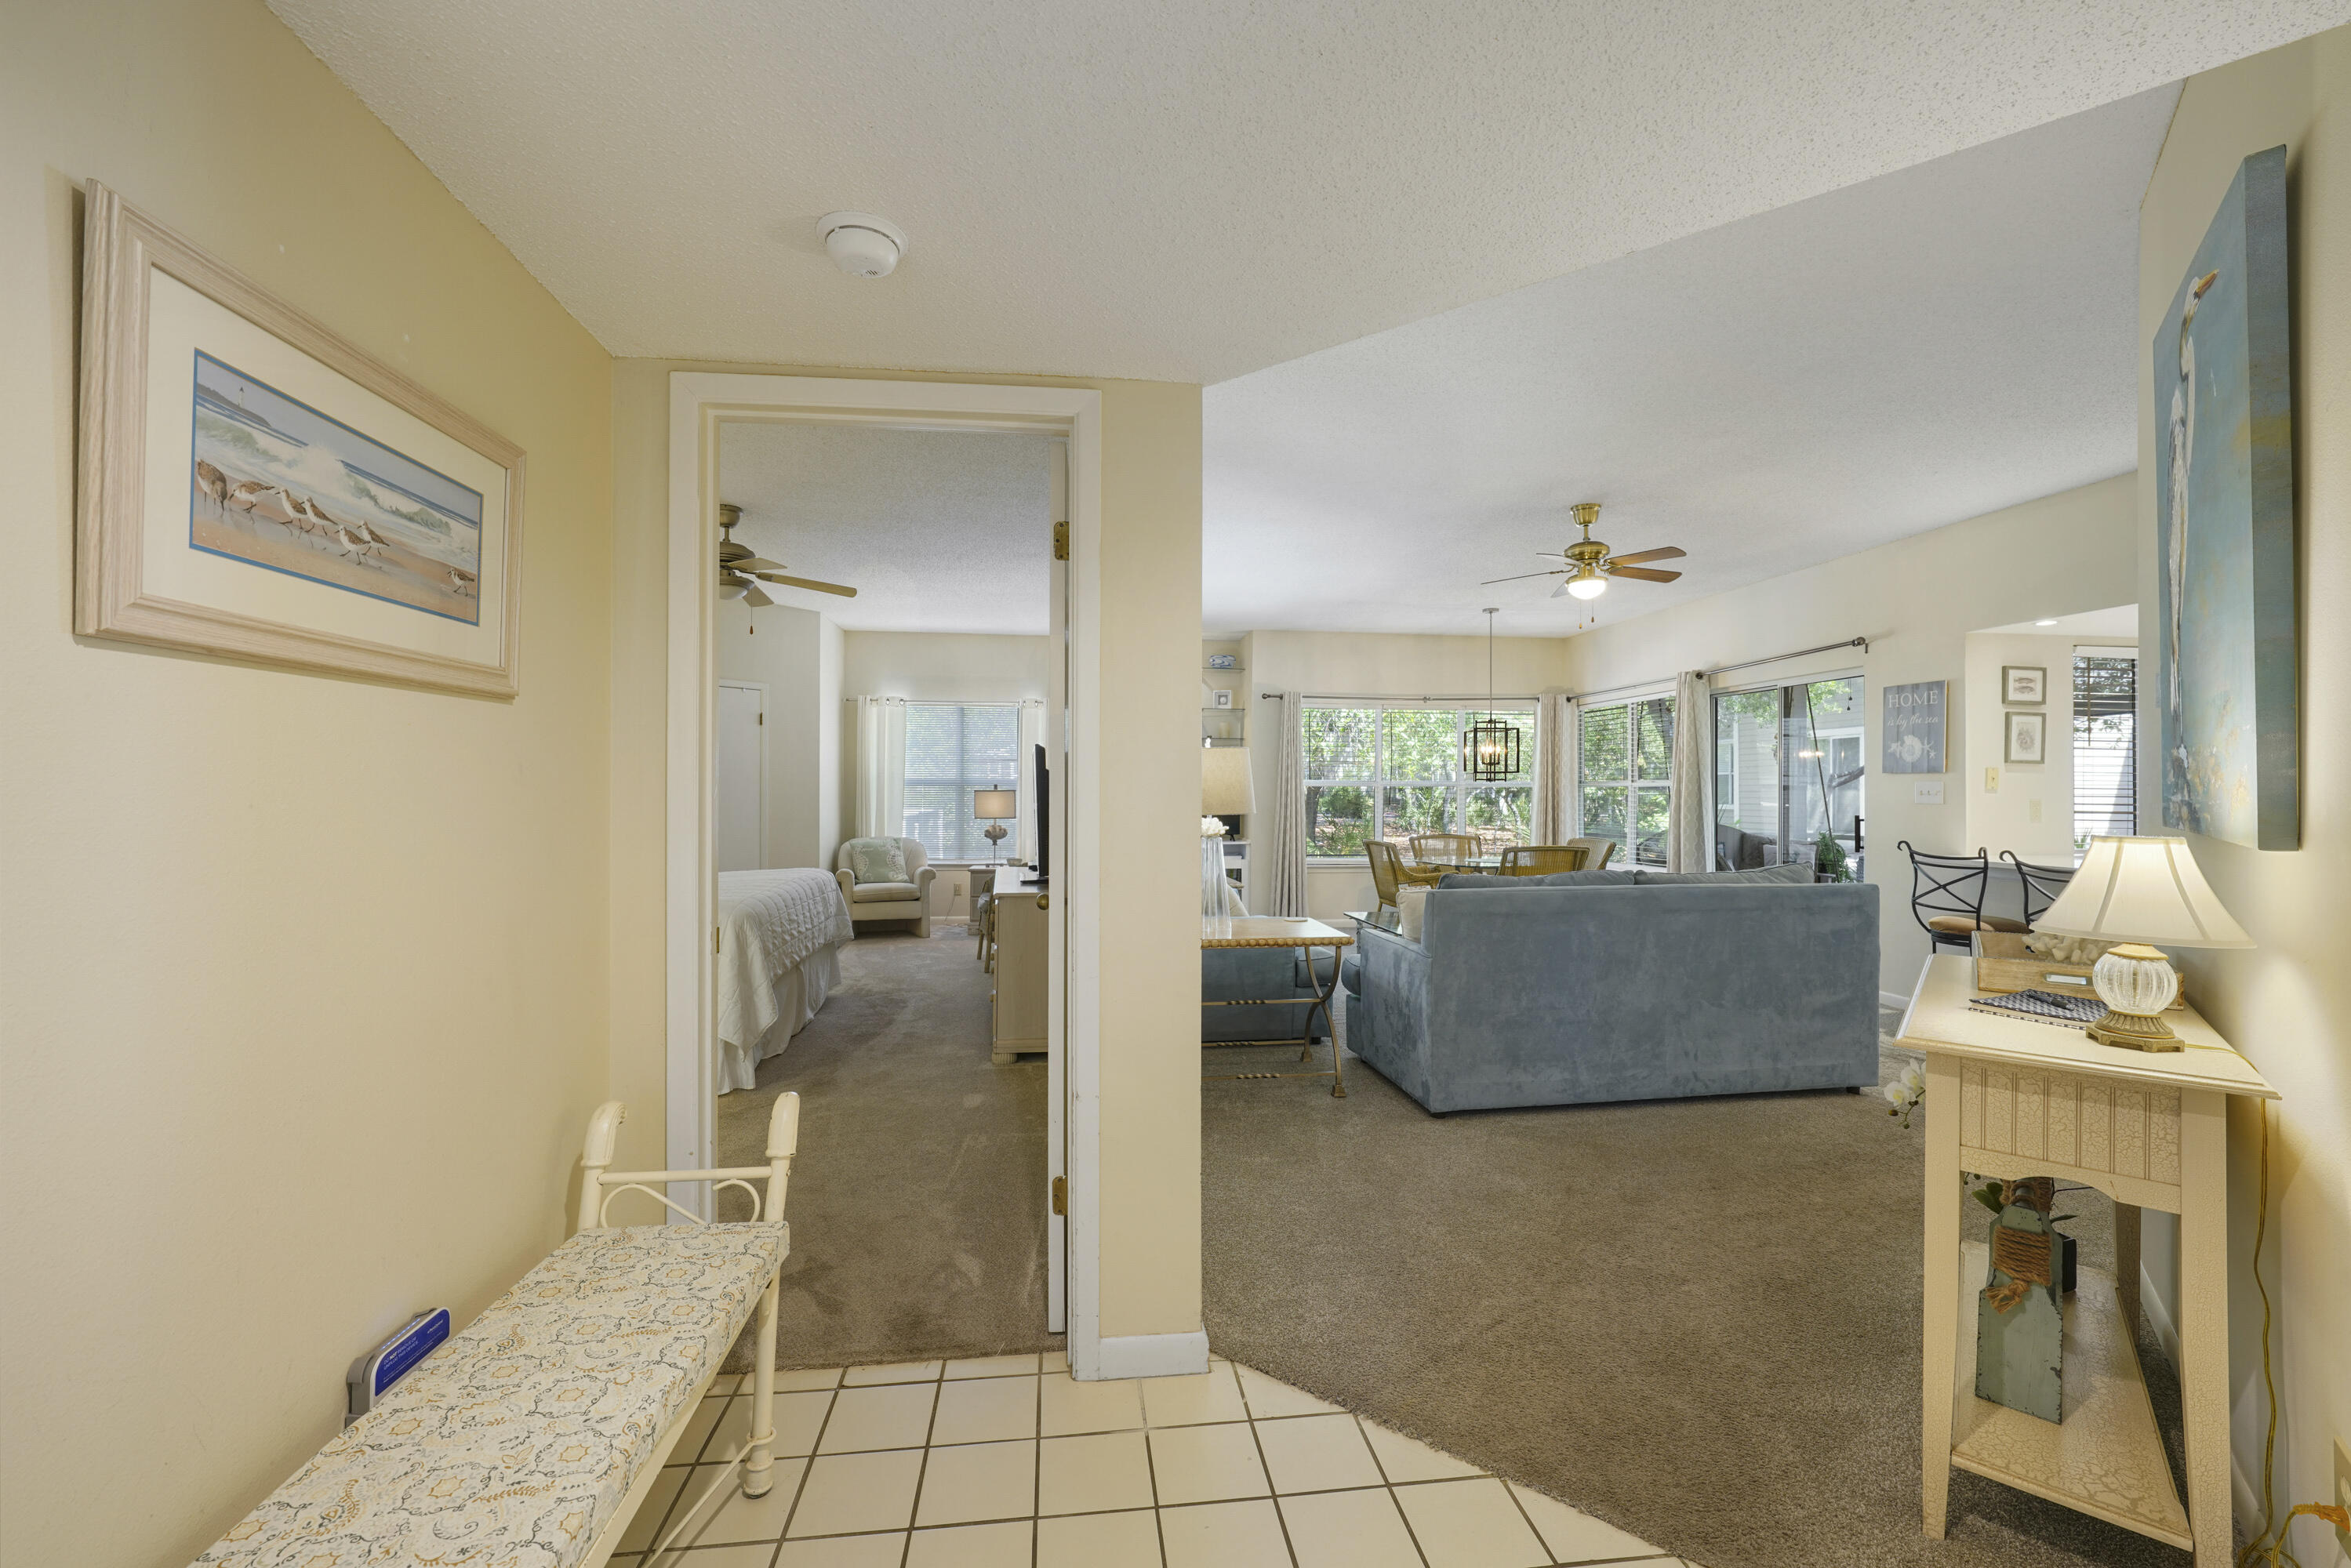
[1033,742,1050,881]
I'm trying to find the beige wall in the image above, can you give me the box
[717,601,841,870]
[1558,476,2138,998]
[0,5,616,1566]
[611,363,1204,1344]
[2135,30,2350,1553]
[842,630,1051,703]
[1241,630,1572,918]
[1960,630,2124,865]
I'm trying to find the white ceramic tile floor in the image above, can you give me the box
[610,1356,1694,1568]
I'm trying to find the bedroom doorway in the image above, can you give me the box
[668,374,1097,1367]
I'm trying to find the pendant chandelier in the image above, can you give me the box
[1464,607,1521,782]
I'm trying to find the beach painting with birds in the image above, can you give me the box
[2153,145,2297,849]
[188,351,483,623]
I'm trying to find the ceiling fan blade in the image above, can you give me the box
[742,583,775,609]
[1481,569,1568,586]
[1606,564,1683,583]
[1606,546,1686,566]
[1549,579,1579,598]
[736,555,786,572]
[753,571,859,599]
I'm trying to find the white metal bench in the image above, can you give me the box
[194,1094,800,1568]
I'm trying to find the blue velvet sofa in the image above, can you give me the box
[1341,868,1880,1113]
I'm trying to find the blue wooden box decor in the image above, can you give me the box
[1975,1177,2063,1423]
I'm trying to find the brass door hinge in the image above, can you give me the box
[1052,521,1068,561]
[757,711,763,724]
[1051,1176,1068,1216]
[713,924,721,954]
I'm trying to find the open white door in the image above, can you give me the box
[1045,441,1070,1334]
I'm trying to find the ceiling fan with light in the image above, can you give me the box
[718,503,857,606]
[1482,503,1684,601]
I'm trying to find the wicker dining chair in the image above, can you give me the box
[1365,840,1444,912]
[1564,837,1618,870]
[1408,833,1481,869]
[1499,844,1588,876]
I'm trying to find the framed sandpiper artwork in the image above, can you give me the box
[75,183,523,696]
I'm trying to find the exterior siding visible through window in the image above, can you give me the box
[1303,703,1534,858]
[1577,695,1673,866]
[903,702,1020,862]
[2073,652,2137,848]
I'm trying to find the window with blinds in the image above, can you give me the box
[2073,652,2137,849]
[903,702,1020,862]
[1577,695,1673,866]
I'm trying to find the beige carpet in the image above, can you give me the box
[1201,1022,2194,1568]
[715,926,1059,1370]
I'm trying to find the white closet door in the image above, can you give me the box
[716,681,766,873]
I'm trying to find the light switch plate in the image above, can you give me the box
[2029,799,2043,824]
[1913,781,1945,805]
[2333,1437,2349,1555]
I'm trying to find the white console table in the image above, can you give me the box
[1898,955,2277,1565]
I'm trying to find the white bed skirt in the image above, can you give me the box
[718,942,842,1095]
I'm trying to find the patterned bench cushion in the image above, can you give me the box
[194,1221,789,1568]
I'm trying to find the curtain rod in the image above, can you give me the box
[1256,693,1542,704]
[1569,637,1870,705]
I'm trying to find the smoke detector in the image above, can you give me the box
[818,212,907,278]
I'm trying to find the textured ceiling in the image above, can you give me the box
[719,423,1051,633]
[1203,86,2181,639]
[267,0,2347,383]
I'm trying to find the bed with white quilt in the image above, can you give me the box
[717,869,856,1094]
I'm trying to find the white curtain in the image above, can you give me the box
[851,696,906,841]
[1667,670,1713,872]
[1014,699,1045,863]
[1534,693,1575,844]
[1262,692,1309,916]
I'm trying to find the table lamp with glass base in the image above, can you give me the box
[972,789,1017,866]
[2031,836,2254,1052]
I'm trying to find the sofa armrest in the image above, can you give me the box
[915,865,938,898]
[834,868,856,902]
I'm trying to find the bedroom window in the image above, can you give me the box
[1303,702,1534,858]
[903,702,1020,862]
[1576,695,1673,866]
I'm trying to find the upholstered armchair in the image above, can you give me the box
[834,836,937,936]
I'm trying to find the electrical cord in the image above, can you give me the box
[2233,1101,2299,1568]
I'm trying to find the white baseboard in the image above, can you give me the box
[1880,990,1910,1012]
[2139,1263,2181,1369]
[1092,1330,1209,1381]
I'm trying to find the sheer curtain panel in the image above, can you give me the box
[1535,693,1574,844]
[1667,671,1711,871]
[1263,692,1309,916]
[852,696,907,840]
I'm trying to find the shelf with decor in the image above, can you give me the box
[1201,637,1247,750]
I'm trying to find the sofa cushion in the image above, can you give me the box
[843,837,908,884]
[1438,868,1641,889]
[1635,863,1815,886]
[849,880,921,903]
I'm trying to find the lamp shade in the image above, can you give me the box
[2034,836,2253,949]
[1201,746,1256,816]
[972,789,1017,821]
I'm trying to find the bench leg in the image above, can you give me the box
[741,1272,780,1497]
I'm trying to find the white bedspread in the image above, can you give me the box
[717,869,854,1091]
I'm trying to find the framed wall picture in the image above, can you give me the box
[75,183,523,696]
[1880,680,1946,775]
[2001,665,2047,706]
[2155,145,2298,848]
[2004,710,2047,765]
[1211,688,1234,709]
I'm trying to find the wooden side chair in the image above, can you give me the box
[1499,844,1587,876]
[1899,841,2026,953]
[1365,840,1444,913]
[1564,837,1618,870]
[1409,833,1481,869]
[2000,850,2077,931]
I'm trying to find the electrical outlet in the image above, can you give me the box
[2334,1437,2350,1555]
[2029,798,2043,824]
[1913,781,1945,805]
[1985,766,2001,793]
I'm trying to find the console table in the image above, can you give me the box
[1201,916,1351,1097]
[1898,954,2277,1565]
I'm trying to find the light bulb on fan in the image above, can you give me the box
[1566,572,1608,600]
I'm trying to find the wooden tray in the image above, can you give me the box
[1972,931,2185,1010]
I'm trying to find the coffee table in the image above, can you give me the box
[1200,916,1353,1097]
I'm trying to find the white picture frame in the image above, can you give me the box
[2005,709,2047,765]
[1211,688,1234,709]
[75,183,524,696]
[2002,665,2047,706]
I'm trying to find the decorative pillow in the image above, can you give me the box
[1635,863,1815,885]
[1396,884,1432,942]
[845,837,909,884]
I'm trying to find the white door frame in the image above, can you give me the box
[715,679,768,870]
[666,372,1105,1370]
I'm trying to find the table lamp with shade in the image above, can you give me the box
[972,788,1017,864]
[2031,835,2253,1051]
[1201,746,1255,915]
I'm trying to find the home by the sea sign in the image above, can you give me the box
[1881,680,1947,775]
